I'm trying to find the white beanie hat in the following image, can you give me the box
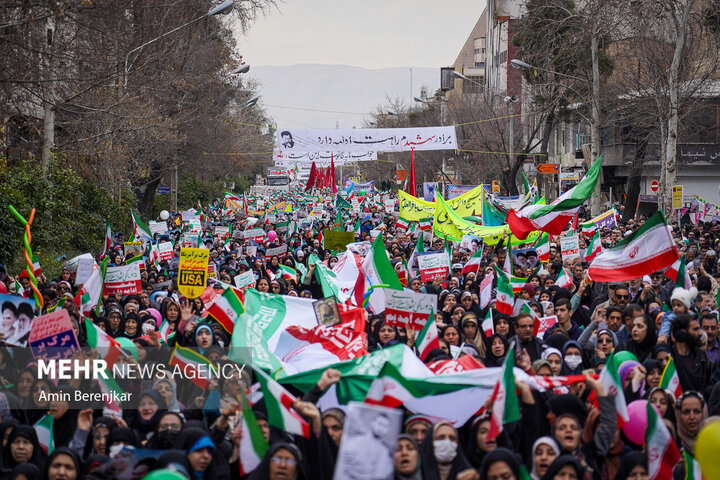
[670,286,698,309]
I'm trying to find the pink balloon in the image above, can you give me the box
[267,230,277,242]
[622,400,659,445]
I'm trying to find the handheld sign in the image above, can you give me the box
[28,309,79,361]
[103,264,142,295]
[417,251,450,282]
[178,248,209,298]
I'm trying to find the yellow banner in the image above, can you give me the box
[178,248,209,299]
[398,190,436,221]
[446,184,485,218]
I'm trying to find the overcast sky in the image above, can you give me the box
[231,0,485,68]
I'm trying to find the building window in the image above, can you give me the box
[680,104,719,144]
[464,76,484,93]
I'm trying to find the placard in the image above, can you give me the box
[74,257,97,286]
[234,271,256,290]
[124,241,143,260]
[417,252,450,282]
[149,221,167,236]
[157,241,174,261]
[323,231,356,251]
[0,293,36,347]
[536,315,558,338]
[177,248,209,299]
[672,185,683,209]
[207,263,217,279]
[265,244,288,260]
[244,245,258,257]
[214,225,229,237]
[64,253,94,274]
[180,233,199,248]
[244,228,267,243]
[187,219,202,233]
[560,235,580,261]
[384,290,436,331]
[28,309,79,361]
[181,209,198,221]
[103,264,142,295]
[383,199,395,213]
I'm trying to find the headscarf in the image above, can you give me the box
[44,448,82,480]
[560,340,585,375]
[620,313,657,362]
[174,427,229,480]
[130,390,167,438]
[395,434,422,480]
[108,427,138,448]
[154,450,193,479]
[248,442,307,480]
[540,454,585,480]
[2,425,46,471]
[614,451,648,480]
[530,436,560,480]
[478,447,521,480]
[462,415,493,469]
[676,392,709,456]
[547,395,588,426]
[194,323,215,354]
[420,421,472,480]
[153,378,181,413]
[9,463,42,480]
[82,416,117,459]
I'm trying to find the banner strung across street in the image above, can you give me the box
[277,126,458,152]
[273,150,377,165]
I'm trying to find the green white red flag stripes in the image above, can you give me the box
[207,287,245,333]
[487,346,520,441]
[331,249,365,306]
[584,230,602,262]
[665,256,692,289]
[396,217,410,230]
[169,345,213,389]
[659,356,682,398]
[683,451,702,480]
[481,309,494,337]
[97,370,124,414]
[34,414,55,455]
[101,218,112,258]
[253,367,310,437]
[587,211,679,282]
[278,264,298,282]
[84,317,125,368]
[416,310,439,361]
[645,400,680,480]
[598,352,629,423]
[535,232,551,262]
[308,253,339,298]
[31,255,42,276]
[461,250,483,275]
[507,157,602,239]
[238,390,269,476]
[361,236,404,314]
[131,210,153,244]
[418,218,432,231]
[479,271,493,309]
[407,235,425,278]
[555,267,573,289]
[494,265,515,315]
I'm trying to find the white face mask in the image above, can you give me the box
[433,439,457,463]
[565,354,583,370]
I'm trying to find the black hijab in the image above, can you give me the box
[1,425,46,471]
[614,451,648,480]
[44,448,82,480]
[129,389,167,438]
[420,422,472,480]
[82,416,117,459]
[52,385,80,449]
[248,442,307,480]
[173,427,230,480]
[155,450,193,478]
[478,447,521,480]
[484,333,509,367]
[9,463,41,480]
[540,454,585,480]
[620,313,657,362]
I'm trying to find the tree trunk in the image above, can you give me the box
[138,174,162,219]
[41,16,56,177]
[589,32,603,215]
[623,135,648,221]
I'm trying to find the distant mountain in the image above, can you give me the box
[248,64,440,129]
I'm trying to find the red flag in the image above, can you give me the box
[330,153,337,194]
[409,148,417,197]
[305,162,317,191]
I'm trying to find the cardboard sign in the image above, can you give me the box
[178,248,209,299]
[265,244,288,260]
[536,315,558,338]
[323,230,356,251]
[234,271,256,290]
[207,263,217,279]
[214,225,230,237]
[103,263,142,295]
[384,290,436,331]
[180,233,199,248]
[245,245,258,257]
[311,205,324,217]
[124,241,143,260]
[384,199,395,213]
[417,252,450,282]
[560,235,580,260]
[74,257,96,286]
[149,221,167,236]
[244,228,267,243]
[64,253,94,274]
[181,209,198,221]
[0,293,36,347]
[157,241,174,261]
[28,309,79,361]
[187,219,202,233]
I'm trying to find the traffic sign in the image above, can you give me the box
[672,185,683,209]
[537,163,560,174]
[492,180,500,193]
[650,180,659,193]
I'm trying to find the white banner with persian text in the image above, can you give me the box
[273,150,377,166]
[276,126,458,152]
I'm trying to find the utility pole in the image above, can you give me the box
[171,165,178,211]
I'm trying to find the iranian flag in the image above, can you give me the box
[535,232,551,262]
[332,250,365,306]
[131,210,153,244]
[481,309,494,337]
[100,218,112,258]
[253,368,310,437]
[584,230,602,262]
[645,400,680,480]
[97,371,124,414]
[396,217,410,230]
[664,256,692,289]
[659,356,682,398]
[362,236,404,314]
[278,264,298,282]
[555,268,574,289]
[170,345,214,389]
[308,253,339,298]
[598,352,629,424]
[487,346,520,441]
[31,255,42,276]
[683,451,703,480]
[34,414,54,455]
[416,311,439,361]
[587,211,679,282]
[418,218,432,231]
[507,157,602,239]
[238,391,269,476]
[408,235,425,279]
[74,259,103,316]
[461,250,483,275]
[207,287,245,333]
[84,317,125,368]
[479,272,493,309]
[158,319,174,345]
[494,265,515,315]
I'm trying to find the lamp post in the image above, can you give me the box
[231,64,250,74]
[123,0,234,89]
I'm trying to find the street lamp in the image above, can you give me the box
[510,58,585,82]
[246,96,259,107]
[124,0,235,88]
[231,64,250,74]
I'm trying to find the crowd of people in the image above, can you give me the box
[0,185,719,480]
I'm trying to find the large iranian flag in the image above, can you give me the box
[487,346,520,441]
[664,256,692,289]
[332,249,365,305]
[131,210,153,244]
[507,157,602,239]
[587,212,679,282]
[645,400,679,480]
[253,367,310,437]
[361,236,404,313]
[308,253,340,298]
[207,286,244,333]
